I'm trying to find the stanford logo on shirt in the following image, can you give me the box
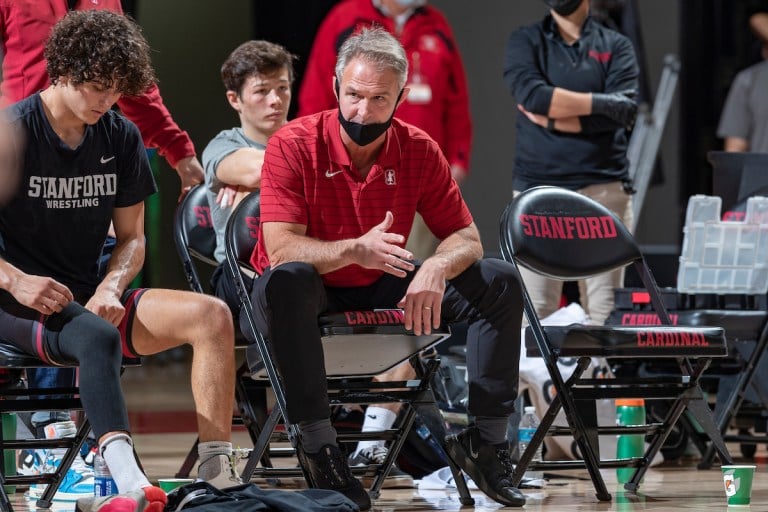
[385,169,396,186]
[27,174,117,209]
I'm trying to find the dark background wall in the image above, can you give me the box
[133,0,764,289]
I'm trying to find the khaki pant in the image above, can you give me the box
[514,181,634,325]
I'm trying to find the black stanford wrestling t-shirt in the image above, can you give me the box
[0,93,157,297]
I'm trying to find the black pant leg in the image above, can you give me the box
[246,262,330,423]
[442,258,524,418]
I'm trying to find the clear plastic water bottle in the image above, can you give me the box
[518,406,543,480]
[93,453,119,497]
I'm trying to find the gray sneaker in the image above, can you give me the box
[348,446,415,489]
[198,454,242,489]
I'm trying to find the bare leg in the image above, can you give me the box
[128,289,235,441]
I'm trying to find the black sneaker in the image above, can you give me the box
[302,444,372,511]
[445,427,526,507]
[348,446,415,489]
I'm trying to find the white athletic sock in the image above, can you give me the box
[353,406,397,455]
[100,433,151,492]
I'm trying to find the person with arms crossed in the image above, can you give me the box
[249,27,526,509]
[0,10,240,510]
[503,0,639,325]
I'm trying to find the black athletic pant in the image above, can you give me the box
[247,259,524,424]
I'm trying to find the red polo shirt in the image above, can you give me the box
[297,0,473,172]
[252,110,473,287]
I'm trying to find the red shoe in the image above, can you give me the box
[75,486,167,512]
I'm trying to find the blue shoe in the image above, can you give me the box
[27,450,95,501]
[17,449,45,476]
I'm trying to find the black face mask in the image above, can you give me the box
[542,0,582,16]
[336,82,403,147]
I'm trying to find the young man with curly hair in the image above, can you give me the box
[0,10,240,511]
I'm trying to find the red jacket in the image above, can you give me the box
[0,0,195,167]
[297,0,472,171]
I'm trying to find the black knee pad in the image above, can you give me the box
[46,303,122,366]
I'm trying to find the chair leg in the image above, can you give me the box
[0,471,13,512]
[550,359,611,501]
[687,397,733,467]
[175,437,199,479]
[414,403,474,506]
[36,418,91,509]
[701,339,767,469]
[236,368,272,468]
[240,407,282,482]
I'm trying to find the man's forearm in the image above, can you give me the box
[97,237,145,297]
[267,230,354,275]
[429,225,483,280]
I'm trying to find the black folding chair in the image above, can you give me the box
[171,184,265,478]
[674,195,768,468]
[499,186,732,501]
[173,183,218,295]
[0,349,140,511]
[223,192,473,504]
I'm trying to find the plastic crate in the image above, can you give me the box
[677,195,768,294]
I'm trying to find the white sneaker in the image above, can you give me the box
[43,420,77,439]
[198,454,242,489]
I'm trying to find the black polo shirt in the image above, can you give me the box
[503,14,639,191]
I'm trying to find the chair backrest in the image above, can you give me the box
[224,190,261,271]
[173,184,217,293]
[500,186,641,280]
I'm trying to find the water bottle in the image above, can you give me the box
[94,453,119,497]
[518,406,543,480]
[616,398,645,484]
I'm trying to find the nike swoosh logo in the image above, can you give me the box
[325,169,343,178]
[367,414,377,420]
[100,155,115,164]
[469,435,480,459]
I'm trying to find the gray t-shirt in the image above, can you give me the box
[717,60,768,153]
[202,127,265,263]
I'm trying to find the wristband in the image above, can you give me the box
[547,118,556,131]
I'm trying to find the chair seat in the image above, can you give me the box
[675,310,767,341]
[249,309,450,378]
[0,341,50,367]
[0,340,141,368]
[525,324,727,358]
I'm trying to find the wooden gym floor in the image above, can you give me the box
[7,353,766,511]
